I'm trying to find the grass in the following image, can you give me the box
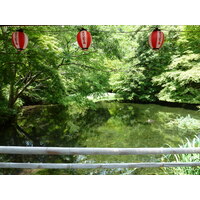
[162,136,200,175]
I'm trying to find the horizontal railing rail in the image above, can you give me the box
[0,146,200,169]
[1,162,200,169]
[0,146,200,155]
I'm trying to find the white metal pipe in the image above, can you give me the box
[0,162,200,169]
[0,146,200,155]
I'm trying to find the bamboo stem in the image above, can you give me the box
[0,146,200,155]
[0,162,200,169]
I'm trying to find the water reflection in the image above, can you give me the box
[0,103,199,175]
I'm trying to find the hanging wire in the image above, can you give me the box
[17,29,197,34]
[2,25,200,34]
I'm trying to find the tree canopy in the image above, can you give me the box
[0,25,200,120]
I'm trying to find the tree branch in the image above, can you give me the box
[13,72,42,104]
[57,58,65,68]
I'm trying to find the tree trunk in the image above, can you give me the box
[8,67,16,109]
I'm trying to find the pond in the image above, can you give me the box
[0,102,200,175]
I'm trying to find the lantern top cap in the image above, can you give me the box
[17,29,24,32]
[153,27,161,31]
[80,28,87,31]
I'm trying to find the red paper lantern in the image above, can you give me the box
[77,28,92,50]
[12,29,28,51]
[149,28,164,50]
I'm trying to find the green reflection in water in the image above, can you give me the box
[0,103,199,175]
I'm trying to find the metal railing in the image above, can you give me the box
[0,146,200,169]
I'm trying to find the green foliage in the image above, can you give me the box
[180,25,200,54]
[153,53,200,103]
[111,25,200,104]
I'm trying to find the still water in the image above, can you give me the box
[0,102,200,175]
